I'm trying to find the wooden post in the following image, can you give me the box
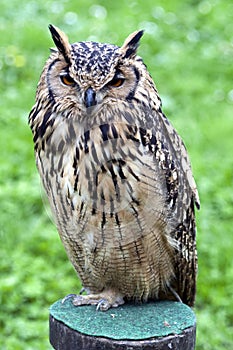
[49,300,196,350]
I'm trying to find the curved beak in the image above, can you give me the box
[84,87,97,108]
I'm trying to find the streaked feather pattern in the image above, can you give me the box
[29,25,199,310]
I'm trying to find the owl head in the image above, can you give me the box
[42,25,145,113]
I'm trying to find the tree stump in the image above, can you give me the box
[49,300,196,350]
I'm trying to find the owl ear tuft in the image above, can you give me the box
[49,24,71,64]
[120,30,144,59]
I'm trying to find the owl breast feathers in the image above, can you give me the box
[29,25,200,311]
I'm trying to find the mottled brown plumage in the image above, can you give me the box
[29,25,200,310]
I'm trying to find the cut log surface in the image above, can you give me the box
[49,300,196,350]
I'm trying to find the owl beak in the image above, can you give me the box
[84,87,97,109]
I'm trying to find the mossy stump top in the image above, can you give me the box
[49,299,196,350]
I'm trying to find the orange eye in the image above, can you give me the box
[109,71,125,88]
[109,77,125,87]
[60,72,76,86]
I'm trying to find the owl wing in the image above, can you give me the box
[149,106,200,306]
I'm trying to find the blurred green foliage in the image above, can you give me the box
[0,0,233,349]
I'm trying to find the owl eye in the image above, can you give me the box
[60,72,76,86]
[108,72,125,88]
[109,78,125,87]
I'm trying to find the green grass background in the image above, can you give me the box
[0,0,232,349]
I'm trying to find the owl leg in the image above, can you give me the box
[64,289,125,311]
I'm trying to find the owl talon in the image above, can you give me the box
[61,294,77,304]
[79,287,86,295]
[96,299,111,311]
[96,296,124,310]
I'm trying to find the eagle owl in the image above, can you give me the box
[29,25,200,311]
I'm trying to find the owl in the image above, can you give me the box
[29,25,200,311]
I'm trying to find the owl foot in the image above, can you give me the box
[63,290,125,311]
